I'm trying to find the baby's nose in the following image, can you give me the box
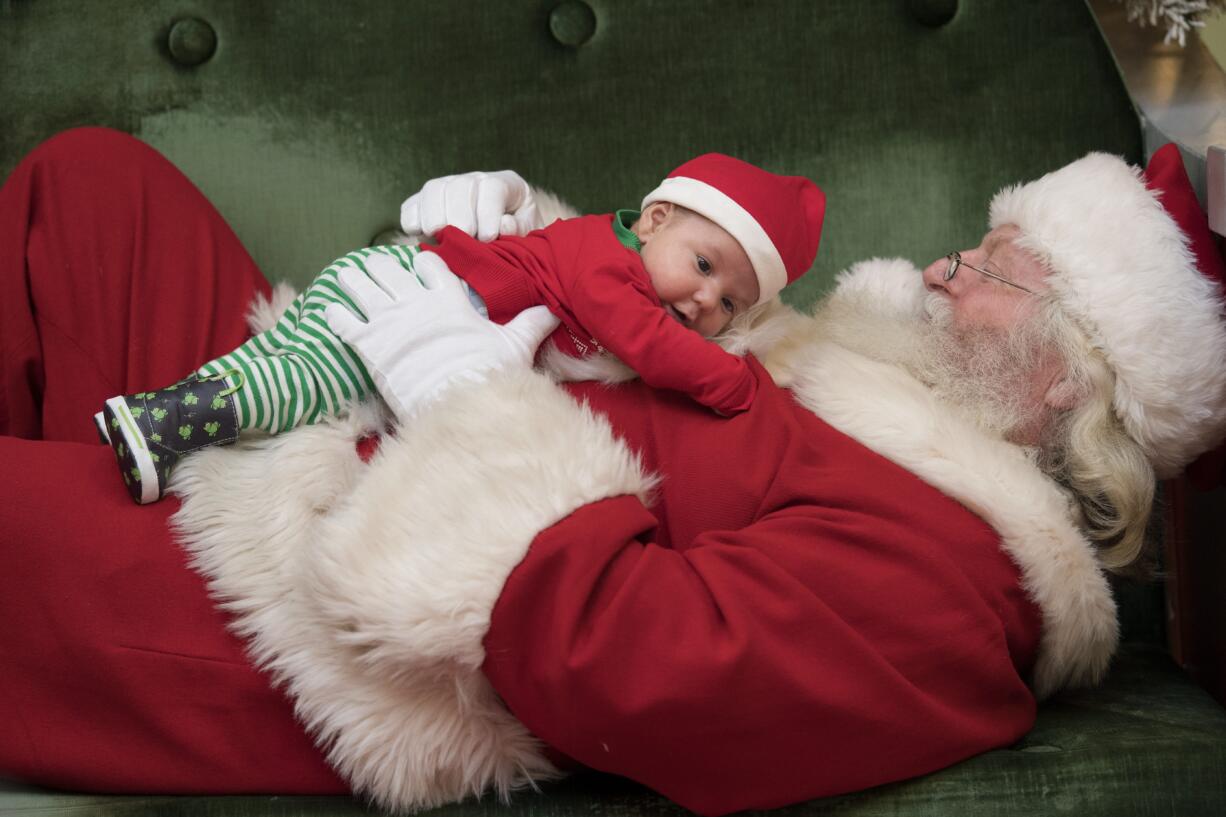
[692,280,718,309]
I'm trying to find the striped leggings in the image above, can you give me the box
[196,245,418,433]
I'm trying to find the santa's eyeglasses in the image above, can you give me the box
[943,252,1035,294]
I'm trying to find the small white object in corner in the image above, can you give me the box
[1119,0,1226,46]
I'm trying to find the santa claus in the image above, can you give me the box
[1,130,1224,816]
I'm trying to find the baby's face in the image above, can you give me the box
[637,207,760,337]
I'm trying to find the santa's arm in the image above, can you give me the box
[481,501,1038,815]
[300,361,1035,814]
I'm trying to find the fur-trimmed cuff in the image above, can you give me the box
[833,257,927,318]
[308,369,655,674]
[173,368,654,811]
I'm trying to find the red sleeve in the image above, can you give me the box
[567,263,758,414]
[482,495,1038,815]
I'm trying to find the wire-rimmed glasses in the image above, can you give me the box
[943,251,1034,294]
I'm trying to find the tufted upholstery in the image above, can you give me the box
[2,1,1223,815]
[1,0,1138,304]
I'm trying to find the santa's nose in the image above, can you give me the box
[922,256,951,293]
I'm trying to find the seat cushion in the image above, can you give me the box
[3,645,1221,816]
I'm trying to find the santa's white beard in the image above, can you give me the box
[814,291,1050,443]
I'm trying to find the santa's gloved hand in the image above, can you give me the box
[324,251,558,422]
[400,170,541,242]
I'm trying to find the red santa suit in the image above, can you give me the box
[430,213,758,414]
[0,129,1118,814]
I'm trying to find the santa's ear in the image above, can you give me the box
[1044,375,1085,411]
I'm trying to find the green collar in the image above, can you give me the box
[612,209,642,253]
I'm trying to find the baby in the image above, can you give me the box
[100,153,825,503]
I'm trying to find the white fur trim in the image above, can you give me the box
[171,369,655,810]
[538,342,637,384]
[991,152,1226,478]
[775,262,1118,697]
[530,188,580,227]
[245,281,299,335]
[832,257,929,319]
[642,176,786,304]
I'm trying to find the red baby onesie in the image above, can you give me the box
[428,214,758,414]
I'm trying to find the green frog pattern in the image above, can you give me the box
[106,372,241,504]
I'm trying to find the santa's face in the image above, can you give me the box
[916,223,1078,446]
[920,225,1050,334]
[817,238,1073,447]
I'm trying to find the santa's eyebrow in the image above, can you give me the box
[983,233,1008,265]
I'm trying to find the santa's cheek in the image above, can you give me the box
[954,295,1008,332]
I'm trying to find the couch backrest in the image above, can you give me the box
[0,1,1161,639]
[2,0,1139,304]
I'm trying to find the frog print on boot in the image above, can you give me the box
[101,373,239,504]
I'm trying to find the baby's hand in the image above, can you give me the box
[400,170,541,242]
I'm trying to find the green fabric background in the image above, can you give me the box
[3,1,1220,815]
[1,0,1138,305]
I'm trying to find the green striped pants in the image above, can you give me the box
[196,245,420,433]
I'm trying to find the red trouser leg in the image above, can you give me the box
[0,128,346,793]
[0,126,273,442]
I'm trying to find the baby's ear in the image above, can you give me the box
[637,201,674,239]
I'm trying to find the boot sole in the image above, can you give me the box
[94,411,111,444]
[104,396,161,504]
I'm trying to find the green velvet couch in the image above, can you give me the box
[3,1,1224,814]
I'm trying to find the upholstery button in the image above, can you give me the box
[167,18,217,66]
[907,0,958,27]
[549,1,597,48]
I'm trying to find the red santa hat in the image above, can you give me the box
[641,153,826,306]
[989,145,1226,479]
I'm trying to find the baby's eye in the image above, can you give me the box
[697,256,711,274]
[721,297,735,314]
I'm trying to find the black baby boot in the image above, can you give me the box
[101,373,240,504]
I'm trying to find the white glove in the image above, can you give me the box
[400,170,541,242]
[324,252,559,421]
